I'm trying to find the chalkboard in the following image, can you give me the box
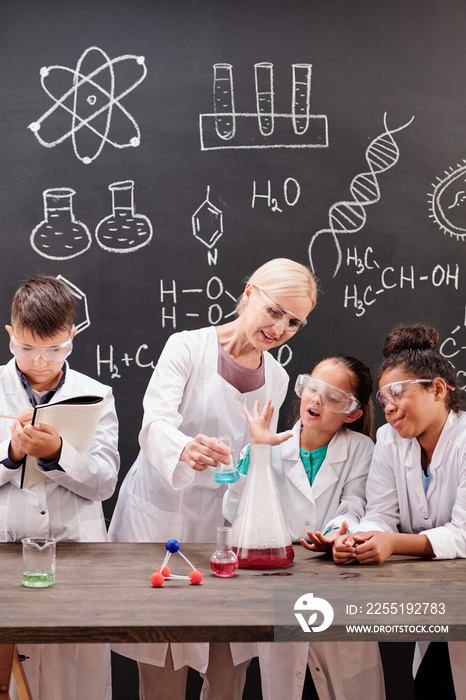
[1,0,465,530]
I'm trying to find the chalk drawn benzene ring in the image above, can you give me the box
[28,46,147,164]
[56,275,91,334]
[192,186,224,249]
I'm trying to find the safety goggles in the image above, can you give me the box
[294,374,360,413]
[10,334,73,363]
[254,286,307,332]
[376,379,433,409]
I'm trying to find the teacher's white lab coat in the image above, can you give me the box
[359,410,466,696]
[108,326,288,671]
[224,423,385,700]
[0,359,120,700]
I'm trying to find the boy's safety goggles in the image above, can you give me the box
[10,335,73,363]
[294,374,360,414]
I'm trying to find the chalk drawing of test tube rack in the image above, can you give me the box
[199,62,328,150]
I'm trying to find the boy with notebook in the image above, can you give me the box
[0,274,120,700]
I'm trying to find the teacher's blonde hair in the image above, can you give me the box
[236,258,317,316]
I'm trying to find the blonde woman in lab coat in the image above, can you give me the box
[334,323,466,700]
[108,258,317,700]
[224,354,385,700]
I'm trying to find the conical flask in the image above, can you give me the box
[213,435,240,484]
[228,443,294,569]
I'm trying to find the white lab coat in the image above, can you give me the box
[0,358,120,700]
[108,326,289,671]
[224,423,385,700]
[360,411,466,696]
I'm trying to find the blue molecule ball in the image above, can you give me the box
[165,539,180,553]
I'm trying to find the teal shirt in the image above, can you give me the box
[299,444,329,485]
[238,443,329,486]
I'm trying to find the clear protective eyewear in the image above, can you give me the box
[294,374,360,414]
[10,334,73,364]
[376,379,433,409]
[254,286,307,332]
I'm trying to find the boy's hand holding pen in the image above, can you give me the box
[7,407,61,463]
[8,408,34,463]
[0,408,33,424]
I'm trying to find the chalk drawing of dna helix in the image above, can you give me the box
[308,113,415,278]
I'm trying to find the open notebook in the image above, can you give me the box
[21,394,106,489]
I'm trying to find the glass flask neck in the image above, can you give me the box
[43,188,75,218]
[216,526,230,550]
[110,180,135,212]
[249,443,272,468]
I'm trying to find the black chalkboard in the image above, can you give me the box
[1,0,465,519]
[3,2,462,696]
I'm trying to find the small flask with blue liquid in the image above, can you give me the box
[213,435,240,484]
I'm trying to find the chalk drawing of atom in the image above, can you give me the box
[28,46,147,164]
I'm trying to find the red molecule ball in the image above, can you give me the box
[189,570,203,585]
[157,566,171,577]
[150,572,165,587]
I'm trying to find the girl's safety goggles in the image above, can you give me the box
[294,374,360,414]
[376,379,433,409]
[10,335,73,363]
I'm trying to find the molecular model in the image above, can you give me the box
[150,539,203,587]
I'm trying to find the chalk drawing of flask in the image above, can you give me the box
[31,188,92,260]
[95,180,153,253]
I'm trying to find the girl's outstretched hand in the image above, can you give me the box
[301,520,350,552]
[243,400,293,446]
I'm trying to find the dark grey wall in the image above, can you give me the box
[1,3,463,697]
[1,1,465,507]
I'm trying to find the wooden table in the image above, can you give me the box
[0,542,465,644]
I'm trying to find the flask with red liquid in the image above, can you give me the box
[228,443,294,569]
[210,527,238,577]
